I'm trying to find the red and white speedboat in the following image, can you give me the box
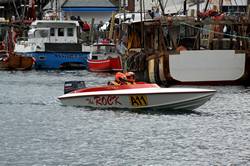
[87,42,122,72]
[58,82,216,111]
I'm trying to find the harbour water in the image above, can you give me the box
[0,70,250,165]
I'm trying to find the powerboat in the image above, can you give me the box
[58,82,216,111]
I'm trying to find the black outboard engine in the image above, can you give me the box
[64,81,86,94]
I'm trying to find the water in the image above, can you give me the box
[0,70,250,166]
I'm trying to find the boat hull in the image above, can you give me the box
[19,52,89,69]
[87,57,122,72]
[146,50,249,85]
[58,87,216,111]
[169,50,245,83]
[0,54,34,70]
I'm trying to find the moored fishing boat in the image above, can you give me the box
[121,1,250,86]
[0,22,34,70]
[14,20,90,69]
[0,51,34,70]
[58,82,216,111]
[88,41,122,72]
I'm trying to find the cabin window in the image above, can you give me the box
[106,46,115,53]
[50,28,55,36]
[40,30,48,38]
[92,56,98,60]
[35,30,48,38]
[67,28,74,37]
[58,28,64,36]
[94,46,105,53]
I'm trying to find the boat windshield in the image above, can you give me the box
[28,28,50,38]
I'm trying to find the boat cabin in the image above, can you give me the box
[91,43,117,60]
[28,20,79,44]
[14,20,85,52]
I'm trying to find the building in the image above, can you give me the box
[133,0,249,15]
[61,0,118,23]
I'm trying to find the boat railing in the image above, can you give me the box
[16,37,28,44]
[15,37,37,48]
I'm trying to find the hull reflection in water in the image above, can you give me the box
[58,83,216,111]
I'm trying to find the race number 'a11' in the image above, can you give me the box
[129,95,148,107]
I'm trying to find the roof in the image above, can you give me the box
[160,0,248,14]
[62,0,117,8]
[43,0,66,10]
[31,20,79,27]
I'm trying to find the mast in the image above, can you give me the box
[204,0,209,12]
[184,0,187,15]
[28,0,36,20]
[119,0,121,39]
[196,0,200,19]
[21,0,28,21]
[123,0,126,21]
[157,0,165,15]
[140,0,144,50]
[248,1,250,24]
[12,0,20,20]
[56,0,58,19]
[219,0,223,12]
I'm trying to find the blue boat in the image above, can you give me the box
[27,52,89,69]
[15,20,91,69]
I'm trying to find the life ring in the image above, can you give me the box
[159,54,166,83]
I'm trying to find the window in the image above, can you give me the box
[39,30,48,38]
[58,28,64,36]
[106,46,115,53]
[50,28,55,36]
[67,28,74,37]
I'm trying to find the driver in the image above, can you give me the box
[125,71,136,84]
[108,72,128,86]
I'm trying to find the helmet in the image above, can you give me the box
[125,72,135,82]
[115,72,127,83]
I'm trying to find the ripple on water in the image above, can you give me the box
[0,71,250,165]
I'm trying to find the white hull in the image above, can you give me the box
[58,87,216,111]
[169,50,245,82]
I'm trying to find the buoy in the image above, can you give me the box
[159,55,167,83]
[148,58,155,83]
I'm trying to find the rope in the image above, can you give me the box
[180,22,250,40]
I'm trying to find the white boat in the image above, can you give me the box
[14,20,91,69]
[58,83,216,111]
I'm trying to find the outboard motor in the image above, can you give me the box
[64,81,86,94]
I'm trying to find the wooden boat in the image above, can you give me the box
[122,2,250,86]
[0,51,34,70]
[58,82,216,111]
[87,41,122,72]
[0,19,34,70]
